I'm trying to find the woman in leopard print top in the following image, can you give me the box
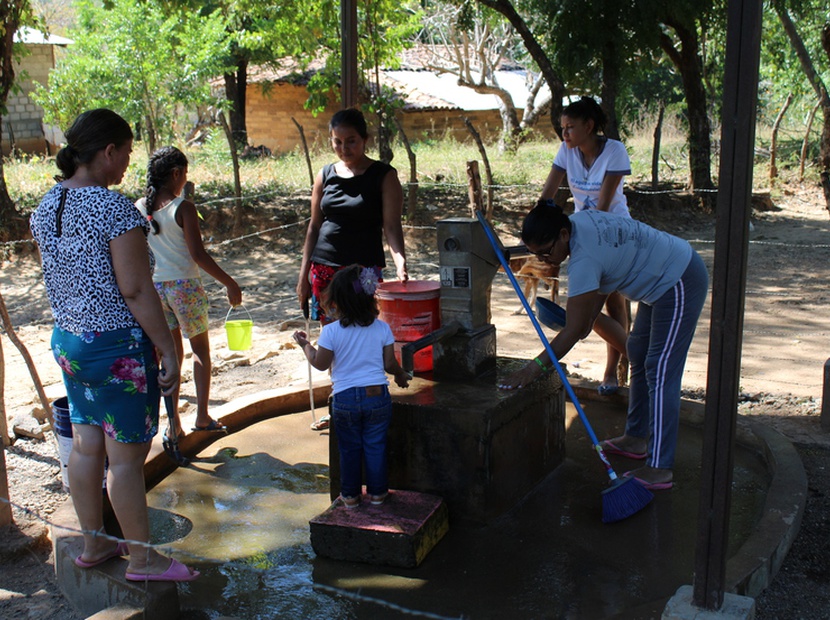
[31,109,198,582]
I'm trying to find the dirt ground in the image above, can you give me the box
[2,183,830,618]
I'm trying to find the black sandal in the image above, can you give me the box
[162,427,190,467]
[162,395,190,467]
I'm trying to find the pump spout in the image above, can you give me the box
[401,321,462,375]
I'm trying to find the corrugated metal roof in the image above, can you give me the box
[383,69,549,111]
[245,45,550,112]
[14,26,73,46]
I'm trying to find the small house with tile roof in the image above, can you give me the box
[242,51,555,155]
[1,27,72,155]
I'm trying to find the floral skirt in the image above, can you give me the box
[51,325,160,443]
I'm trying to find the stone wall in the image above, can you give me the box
[1,44,56,155]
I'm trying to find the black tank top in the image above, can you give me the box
[311,161,394,268]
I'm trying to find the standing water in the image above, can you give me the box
[147,398,768,619]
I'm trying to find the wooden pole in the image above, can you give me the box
[217,111,244,236]
[0,322,9,527]
[466,160,484,218]
[0,445,11,527]
[693,0,763,610]
[0,327,7,447]
[341,0,358,108]
[770,93,793,187]
[463,117,494,219]
[393,115,418,216]
[291,117,314,187]
[799,100,820,182]
[0,292,54,433]
[652,102,665,191]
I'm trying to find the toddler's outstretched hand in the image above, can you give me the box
[394,370,412,389]
[292,330,309,347]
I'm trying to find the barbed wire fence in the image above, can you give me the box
[2,180,828,325]
[0,178,827,615]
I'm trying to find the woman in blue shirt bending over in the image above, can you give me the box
[499,203,708,491]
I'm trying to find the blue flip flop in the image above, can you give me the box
[191,420,226,432]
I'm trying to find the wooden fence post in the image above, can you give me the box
[217,111,244,236]
[463,117,494,219]
[393,116,419,217]
[291,117,314,187]
[466,160,484,218]
[0,292,53,434]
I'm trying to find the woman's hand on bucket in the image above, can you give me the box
[226,280,242,308]
[396,262,409,283]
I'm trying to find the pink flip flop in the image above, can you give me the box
[74,541,129,568]
[601,439,647,460]
[623,472,673,491]
[125,558,200,582]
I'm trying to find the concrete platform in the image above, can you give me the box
[52,500,179,620]
[329,360,566,524]
[49,379,806,618]
[309,490,448,567]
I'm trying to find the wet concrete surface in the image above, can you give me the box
[145,386,780,620]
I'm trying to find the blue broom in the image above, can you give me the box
[475,211,653,523]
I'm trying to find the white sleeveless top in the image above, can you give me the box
[135,196,200,282]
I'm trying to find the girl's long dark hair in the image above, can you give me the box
[144,146,189,234]
[562,96,606,135]
[323,264,378,327]
[55,109,133,181]
[522,201,572,247]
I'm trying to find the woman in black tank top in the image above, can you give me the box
[296,108,408,430]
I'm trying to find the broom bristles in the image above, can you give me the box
[601,476,654,523]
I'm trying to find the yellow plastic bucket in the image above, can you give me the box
[225,305,253,351]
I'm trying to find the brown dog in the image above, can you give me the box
[507,256,560,315]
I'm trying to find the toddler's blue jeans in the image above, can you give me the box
[331,385,392,498]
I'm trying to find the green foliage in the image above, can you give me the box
[303,0,422,114]
[30,0,232,146]
[760,0,830,126]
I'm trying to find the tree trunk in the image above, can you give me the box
[464,117,494,218]
[0,1,27,242]
[393,115,418,217]
[477,0,566,138]
[217,112,244,236]
[770,93,793,187]
[799,100,820,182]
[291,118,314,187]
[600,41,621,141]
[820,24,830,211]
[519,74,552,131]
[224,58,249,149]
[143,114,157,156]
[652,102,666,191]
[775,6,830,211]
[659,19,714,198]
[495,96,521,154]
[0,157,25,242]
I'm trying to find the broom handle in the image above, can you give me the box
[305,314,317,423]
[475,211,619,481]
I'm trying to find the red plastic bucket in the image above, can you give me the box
[376,281,441,372]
